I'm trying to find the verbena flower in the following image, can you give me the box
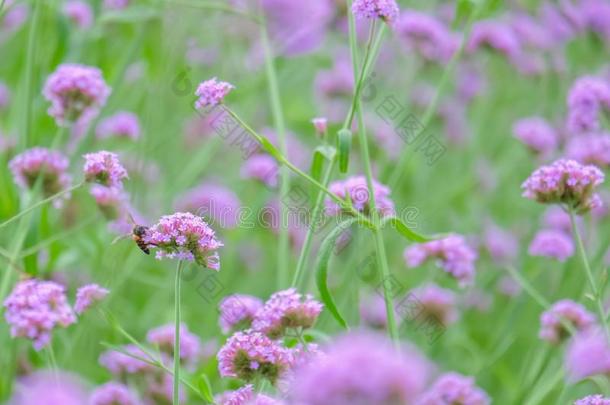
[566,76,610,134]
[467,20,522,60]
[311,117,328,135]
[99,345,153,376]
[539,299,596,344]
[89,382,140,405]
[175,182,242,229]
[575,395,610,405]
[241,154,279,188]
[565,328,610,382]
[326,175,395,218]
[215,384,281,405]
[512,116,558,156]
[43,63,110,125]
[217,330,292,384]
[74,283,109,315]
[566,133,610,167]
[3,279,76,350]
[482,222,519,263]
[288,332,430,405]
[9,147,72,206]
[83,151,129,189]
[195,77,234,109]
[395,10,457,63]
[104,0,129,9]
[417,372,490,405]
[404,234,478,287]
[146,323,201,365]
[410,283,459,326]
[96,111,141,140]
[8,370,89,405]
[218,294,264,334]
[63,1,94,30]
[252,288,323,339]
[90,184,128,220]
[528,229,574,262]
[521,158,605,214]
[359,293,391,330]
[144,212,223,269]
[352,0,399,23]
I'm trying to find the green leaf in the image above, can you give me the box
[315,218,360,329]
[259,136,284,162]
[310,145,336,182]
[380,216,432,243]
[337,129,352,173]
[196,374,215,404]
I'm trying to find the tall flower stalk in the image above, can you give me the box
[173,260,184,405]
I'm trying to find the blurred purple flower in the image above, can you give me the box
[75,283,109,314]
[528,228,574,262]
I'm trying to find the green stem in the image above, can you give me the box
[260,22,290,289]
[505,265,550,309]
[569,208,610,341]
[0,183,84,229]
[293,159,335,288]
[173,260,184,405]
[22,0,41,149]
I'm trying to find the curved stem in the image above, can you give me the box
[568,208,610,340]
[173,260,184,405]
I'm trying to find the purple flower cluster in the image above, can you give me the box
[218,294,264,334]
[565,329,610,382]
[241,155,279,188]
[288,332,430,405]
[352,0,399,23]
[512,116,558,156]
[326,175,395,217]
[195,77,234,109]
[217,330,293,384]
[74,283,109,314]
[252,288,323,339]
[566,133,610,167]
[89,382,140,405]
[482,222,519,263]
[63,1,94,30]
[417,372,490,405]
[410,283,459,326]
[539,299,596,344]
[99,344,153,375]
[96,111,141,140]
[575,395,610,405]
[146,323,201,365]
[9,147,72,205]
[521,158,605,214]
[3,279,76,350]
[216,384,281,405]
[144,212,223,269]
[175,182,242,229]
[43,63,110,125]
[566,76,610,134]
[395,10,457,63]
[467,20,521,60]
[90,184,128,220]
[83,151,129,189]
[404,234,478,287]
[528,228,574,262]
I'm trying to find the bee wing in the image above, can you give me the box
[126,212,136,226]
[111,234,130,245]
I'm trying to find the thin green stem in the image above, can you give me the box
[260,22,290,289]
[569,208,610,340]
[173,260,184,405]
[22,0,41,149]
[505,265,550,309]
[0,183,84,229]
[293,159,335,288]
[46,345,59,383]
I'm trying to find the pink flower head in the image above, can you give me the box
[218,294,264,334]
[146,323,201,365]
[3,279,76,350]
[63,1,94,29]
[410,283,459,326]
[528,229,574,262]
[467,20,522,59]
[90,382,140,405]
[512,116,558,156]
[0,81,11,110]
[1,1,29,35]
[539,299,596,344]
[103,0,129,9]
[43,63,110,125]
[99,344,153,375]
[217,330,293,384]
[9,147,72,205]
[565,328,610,382]
[8,370,89,405]
[90,184,128,220]
[83,151,129,189]
[311,117,328,135]
[96,111,141,140]
[175,182,242,229]
[215,384,282,405]
[482,222,519,263]
[567,76,610,134]
[360,293,391,330]
[575,395,610,405]
[566,133,610,168]
[352,0,399,23]
[404,234,478,287]
[521,158,605,214]
[417,372,490,405]
[144,212,223,269]
[195,77,234,109]
[252,288,323,338]
[241,154,279,188]
[395,10,458,63]
[288,332,430,405]
[74,283,109,315]
[326,175,395,217]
